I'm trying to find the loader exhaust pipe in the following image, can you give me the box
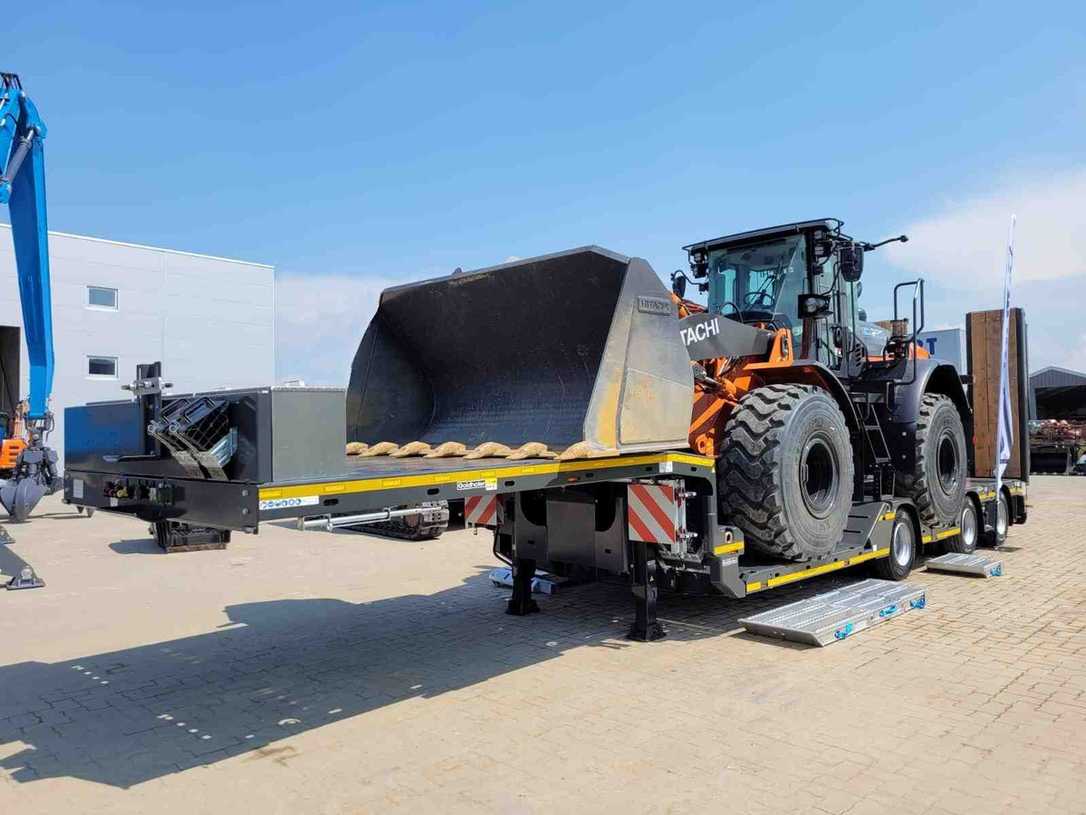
[346,247,694,455]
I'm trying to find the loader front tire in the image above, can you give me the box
[897,394,967,527]
[719,384,854,561]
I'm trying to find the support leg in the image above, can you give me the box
[627,540,666,641]
[506,556,540,616]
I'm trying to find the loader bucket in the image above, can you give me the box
[346,247,694,454]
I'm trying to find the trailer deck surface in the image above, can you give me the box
[263,451,713,493]
[257,451,716,521]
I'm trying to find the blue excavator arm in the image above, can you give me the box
[0,72,53,422]
[0,72,59,522]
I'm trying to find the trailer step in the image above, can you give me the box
[738,579,927,647]
[924,552,1004,577]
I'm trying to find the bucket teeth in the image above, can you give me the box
[506,442,558,461]
[557,441,620,461]
[464,442,513,460]
[389,441,433,458]
[424,442,468,458]
[346,442,368,456]
[360,442,398,457]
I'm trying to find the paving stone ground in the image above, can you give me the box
[0,478,1083,814]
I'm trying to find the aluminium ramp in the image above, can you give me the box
[925,552,1004,577]
[738,579,927,646]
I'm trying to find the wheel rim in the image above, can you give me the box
[800,433,839,519]
[891,519,914,568]
[960,502,977,549]
[937,432,960,493]
[996,495,1008,536]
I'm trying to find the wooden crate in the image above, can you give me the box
[966,308,1030,479]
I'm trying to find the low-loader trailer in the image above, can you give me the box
[63,223,1028,638]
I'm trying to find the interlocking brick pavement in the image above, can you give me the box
[0,479,1083,814]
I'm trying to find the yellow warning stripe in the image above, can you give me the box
[921,526,961,544]
[713,541,744,556]
[745,548,890,594]
[260,451,714,501]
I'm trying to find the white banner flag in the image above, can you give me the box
[995,215,1016,496]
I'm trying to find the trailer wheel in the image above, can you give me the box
[873,516,916,580]
[943,498,978,554]
[982,491,1009,547]
[897,394,967,527]
[719,384,854,561]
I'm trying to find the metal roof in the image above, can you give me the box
[1031,366,1086,389]
[682,219,840,253]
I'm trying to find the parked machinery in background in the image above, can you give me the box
[0,72,60,520]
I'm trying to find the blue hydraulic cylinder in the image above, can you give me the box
[0,79,53,421]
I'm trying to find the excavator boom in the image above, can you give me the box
[0,72,59,520]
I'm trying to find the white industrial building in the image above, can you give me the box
[0,225,275,466]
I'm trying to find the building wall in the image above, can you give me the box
[0,225,275,466]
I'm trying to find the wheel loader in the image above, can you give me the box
[64,219,1027,639]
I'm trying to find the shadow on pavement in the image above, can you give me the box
[0,566,860,788]
[108,539,163,556]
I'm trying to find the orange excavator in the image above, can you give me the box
[0,402,28,477]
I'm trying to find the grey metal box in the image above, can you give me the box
[270,387,346,483]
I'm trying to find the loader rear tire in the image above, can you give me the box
[896,394,967,527]
[719,384,854,561]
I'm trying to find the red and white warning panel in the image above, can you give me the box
[465,494,500,528]
[627,480,686,545]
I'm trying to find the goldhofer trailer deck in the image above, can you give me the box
[63,388,1025,639]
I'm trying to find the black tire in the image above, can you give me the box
[719,384,854,561]
[873,515,916,580]
[982,491,1009,547]
[897,394,967,527]
[944,498,978,554]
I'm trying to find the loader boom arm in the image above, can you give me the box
[0,72,53,422]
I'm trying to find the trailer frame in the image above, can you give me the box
[64,446,1026,639]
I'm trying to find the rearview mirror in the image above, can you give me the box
[839,244,864,283]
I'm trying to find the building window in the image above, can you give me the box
[87,356,118,378]
[86,286,118,310]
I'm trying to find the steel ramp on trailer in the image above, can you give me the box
[924,552,1004,577]
[738,579,927,647]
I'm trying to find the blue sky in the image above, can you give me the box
[7,0,1086,382]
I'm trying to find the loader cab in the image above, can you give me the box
[683,219,863,369]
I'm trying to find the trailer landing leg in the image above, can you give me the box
[628,540,666,641]
[506,557,540,616]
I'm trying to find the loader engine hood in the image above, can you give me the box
[346,246,695,454]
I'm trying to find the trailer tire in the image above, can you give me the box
[873,515,916,580]
[897,394,967,527]
[719,384,854,561]
[943,497,978,554]
[982,491,1009,547]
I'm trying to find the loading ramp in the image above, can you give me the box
[738,578,927,646]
